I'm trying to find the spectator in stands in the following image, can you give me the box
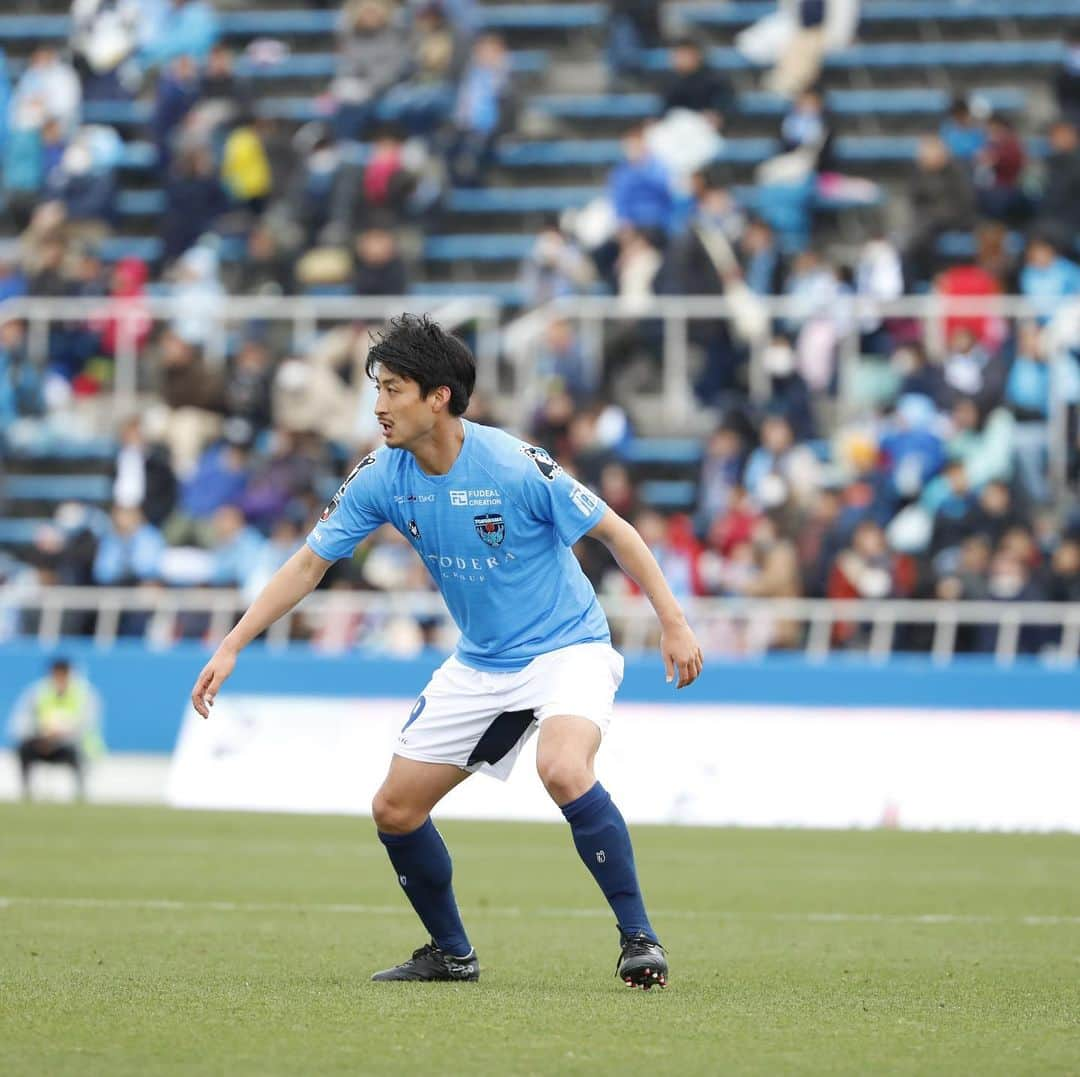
[222,338,276,431]
[10,47,82,139]
[1006,322,1080,503]
[333,0,411,141]
[0,319,44,432]
[744,414,821,510]
[737,217,784,295]
[8,658,103,801]
[942,325,1006,411]
[828,519,909,645]
[779,87,832,169]
[606,0,662,85]
[939,95,986,164]
[169,244,226,348]
[445,33,512,187]
[241,516,304,603]
[854,231,904,355]
[1055,27,1080,130]
[906,135,977,285]
[353,225,409,295]
[155,329,224,477]
[662,39,734,129]
[608,124,673,233]
[632,510,701,600]
[171,422,254,543]
[974,115,1027,223]
[152,54,200,173]
[696,425,746,536]
[612,226,661,308]
[71,0,142,100]
[235,225,293,295]
[46,137,118,227]
[199,43,254,119]
[518,224,596,307]
[1036,120,1080,251]
[945,395,1016,492]
[936,225,1008,354]
[761,335,815,441]
[0,258,27,303]
[92,256,152,359]
[767,0,829,100]
[221,112,273,214]
[92,502,166,587]
[111,415,178,527]
[386,1,463,135]
[140,0,220,69]
[286,124,343,244]
[1019,235,1080,323]
[783,249,848,394]
[208,504,266,587]
[1048,537,1080,603]
[162,146,229,262]
[533,317,594,399]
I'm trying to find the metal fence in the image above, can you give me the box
[0,294,502,411]
[4,586,1079,666]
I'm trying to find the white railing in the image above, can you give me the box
[503,294,1080,495]
[4,586,1080,666]
[0,295,503,410]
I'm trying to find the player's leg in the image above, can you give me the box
[370,755,477,979]
[536,715,657,939]
[536,715,667,988]
[16,738,39,800]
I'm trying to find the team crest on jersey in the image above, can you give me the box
[474,513,505,547]
[320,451,377,521]
[407,519,421,540]
[520,444,562,481]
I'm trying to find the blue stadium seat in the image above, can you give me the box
[97,237,164,263]
[0,519,49,545]
[408,281,529,306]
[3,476,113,502]
[446,186,600,214]
[619,439,704,466]
[739,87,1027,118]
[117,190,166,217]
[674,0,1078,27]
[496,137,779,168]
[640,40,1063,73]
[638,480,698,511]
[477,3,605,30]
[423,234,536,261]
[0,14,67,40]
[530,94,661,120]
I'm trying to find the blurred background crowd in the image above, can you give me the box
[2,0,1080,657]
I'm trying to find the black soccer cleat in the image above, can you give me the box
[617,932,668,990]
[371,942,480,983]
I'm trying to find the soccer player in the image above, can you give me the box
[191,315,703,988]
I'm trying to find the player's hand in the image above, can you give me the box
[191,645,237,719]
[660,619,704,689]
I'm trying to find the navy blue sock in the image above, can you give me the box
[560,781,657,942]
[378,818,472,956]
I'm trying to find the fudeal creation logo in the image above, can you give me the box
[473,513,505,547]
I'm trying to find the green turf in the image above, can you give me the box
[2,805,1078,1076]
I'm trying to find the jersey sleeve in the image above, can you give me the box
[516,443,608,547]
[306,451,388,561]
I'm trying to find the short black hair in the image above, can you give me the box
[50,657,71,673]
[366,314,476,416]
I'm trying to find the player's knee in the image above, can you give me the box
[536,753,593,805]
[371,789,424,835]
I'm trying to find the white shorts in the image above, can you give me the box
[394,642,625,781]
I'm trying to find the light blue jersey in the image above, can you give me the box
[306,420,611,671]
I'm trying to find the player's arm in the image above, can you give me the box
[587,508,704,689]
[190,545,332,718]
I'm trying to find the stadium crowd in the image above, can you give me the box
[2,0,1080,656]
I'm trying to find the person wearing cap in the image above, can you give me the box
[8,658,104,801]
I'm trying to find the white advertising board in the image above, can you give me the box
[167,697,1080,831]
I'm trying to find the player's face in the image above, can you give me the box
[374,372,434,449]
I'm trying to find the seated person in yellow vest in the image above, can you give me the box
[8,658,105,801]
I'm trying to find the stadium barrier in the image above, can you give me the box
[5,586,1080,665]
[1,640,1077,828]
[0,294,502,409]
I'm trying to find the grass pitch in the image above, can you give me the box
[2,805,1078,1076]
